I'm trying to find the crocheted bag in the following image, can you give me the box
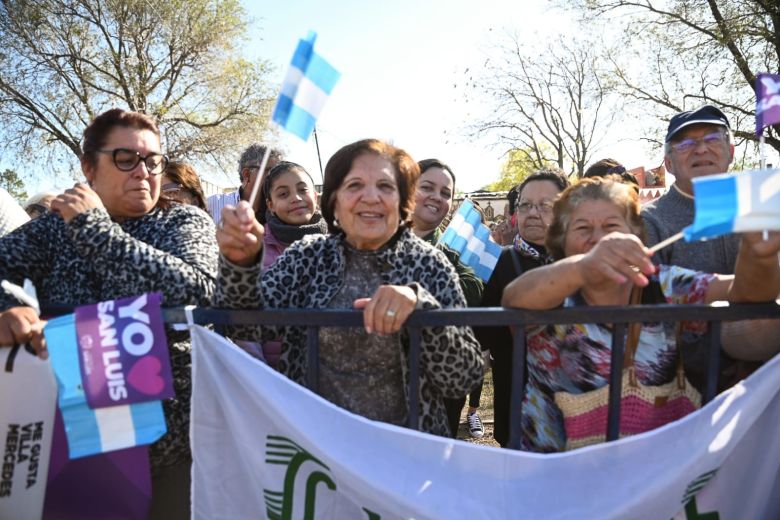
[554,286,701,451]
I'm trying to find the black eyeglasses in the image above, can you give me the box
[93,148,169,175]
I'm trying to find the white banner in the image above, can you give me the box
[0,344,57,520]
[190,326,780,520]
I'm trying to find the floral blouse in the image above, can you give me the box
[520,264,716,452]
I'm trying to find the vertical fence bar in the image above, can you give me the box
[703,321,722,404]
[306,326,320,392]
[507,326,527,450]
[606,323,627,442]
[407,327,422,430]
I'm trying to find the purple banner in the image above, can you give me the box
[756,73,780,135]
[75,293,174,409]
[43,409,152,520]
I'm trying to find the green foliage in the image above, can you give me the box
[0,169,28,202]
[0,0,275,178]
[486,149,548,191]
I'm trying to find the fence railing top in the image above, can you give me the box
[41,301,780,327]
[167,302,780,327]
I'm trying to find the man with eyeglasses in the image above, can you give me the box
[642,105,738,274]
[207,143,283,224]
[642,105,774,393]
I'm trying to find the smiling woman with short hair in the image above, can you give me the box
[215,139,484,437]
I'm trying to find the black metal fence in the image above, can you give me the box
[157,301,780,450]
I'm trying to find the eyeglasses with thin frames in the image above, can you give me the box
[516,200,554,214]
[670,131,727,154]
[93,148,169,175]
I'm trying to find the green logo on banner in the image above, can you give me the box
[677,469,720,520]
[263,435,381,520]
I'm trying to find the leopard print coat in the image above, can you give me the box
[0,205,218,472]
[213,227,484,436]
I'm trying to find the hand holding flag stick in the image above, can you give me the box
[246,31,340,211]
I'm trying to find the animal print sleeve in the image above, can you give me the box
[212,240,308,344]
[412,252,484,399]
[67,207,217,306]
[0,215,59,310]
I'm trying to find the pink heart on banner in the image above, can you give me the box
[126,357,165,396]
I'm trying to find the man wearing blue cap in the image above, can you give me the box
[642,105,739,273]
[642,105,776,392]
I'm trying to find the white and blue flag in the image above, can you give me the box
[439,199,502,281]
[44,314,166,459]
[272,31,340,141]
[684,168,780,241]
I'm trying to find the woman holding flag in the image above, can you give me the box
[501,176,780,452]
[215,139,483,437]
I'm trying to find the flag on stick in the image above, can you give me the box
[439,200,502,281]
[272,31,341,141]
[756,73,780,136]
[683,168,780,241]
[248,31,340,207]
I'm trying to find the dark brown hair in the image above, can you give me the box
[321,139,419,233]
[81,108,161,168]
[417,158,456,189]
[258,161,315,224]
[545,176,645,260]
[161,161,207,210]
[516,167,570,202]
[582,158,639,187]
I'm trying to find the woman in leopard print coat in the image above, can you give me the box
[0,109,217,517]
[215,139,483,437]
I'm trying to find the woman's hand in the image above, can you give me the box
[354,285,417,335]
[217,201,264,267]
[50,183,104,224]
[578,232,655,288]
[0,307,47,359]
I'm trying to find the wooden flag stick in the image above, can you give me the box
[247,146,272,211]
[648,231,684,255]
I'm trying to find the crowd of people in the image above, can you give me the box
[0,104,778,517]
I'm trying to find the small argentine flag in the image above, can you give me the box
[684,168,780,241]
[272,31,341,141]
[440,199,502,282]
[44,314,167,459]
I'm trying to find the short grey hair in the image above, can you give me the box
[237,143,284,182]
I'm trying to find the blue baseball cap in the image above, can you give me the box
[665,105,730,142]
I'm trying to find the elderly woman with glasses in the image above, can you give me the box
[0,108,217,518]
[475,168,570,447]
[215,139,483,437]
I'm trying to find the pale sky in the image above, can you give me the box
[230,0,661,193]
[15,0,684,195]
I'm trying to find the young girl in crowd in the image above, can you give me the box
[240,161,328,366]
[257,161,328,270]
